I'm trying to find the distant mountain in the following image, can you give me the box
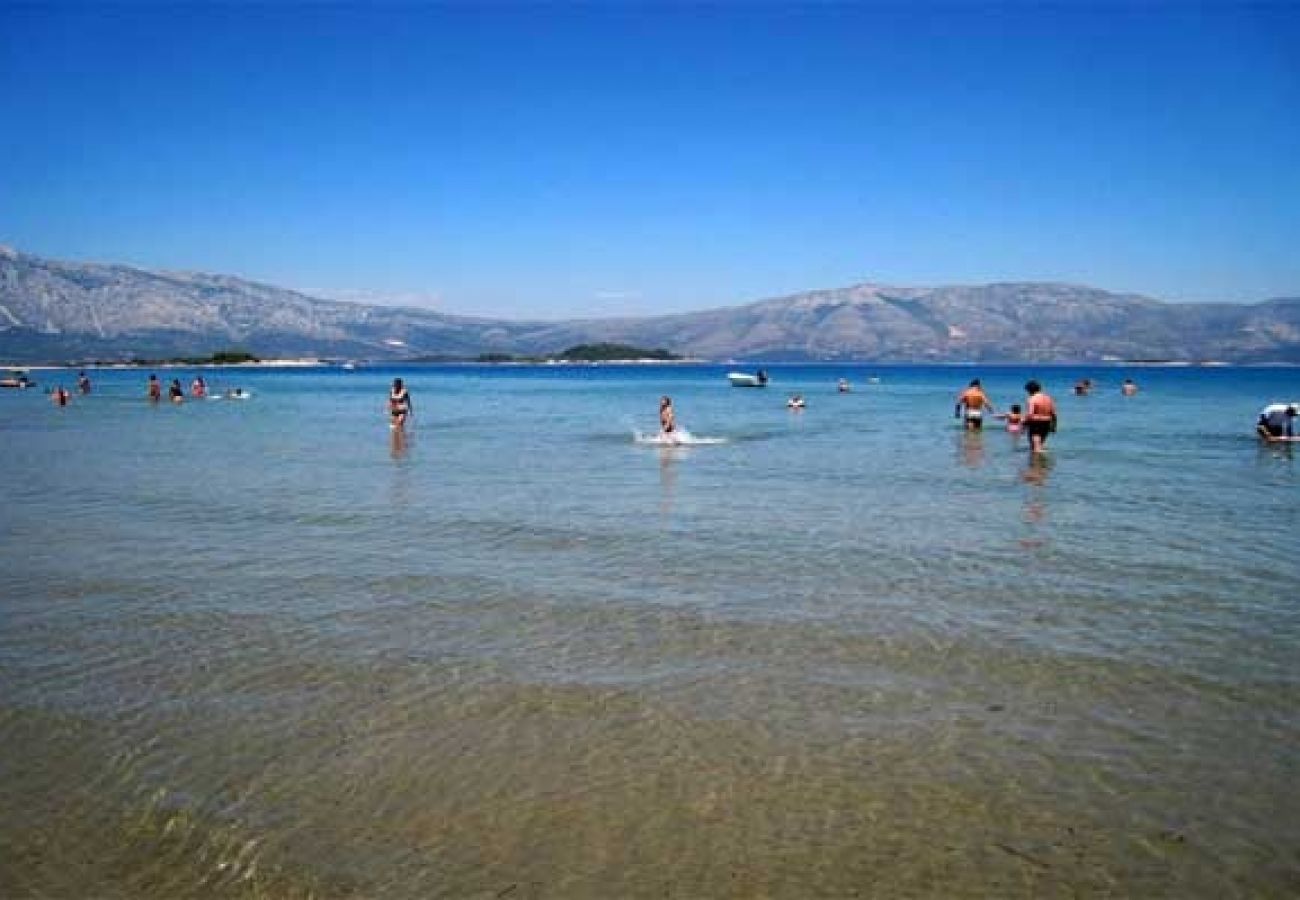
[1,245,1298,363]
[596,283,1300,363]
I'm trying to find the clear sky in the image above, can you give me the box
[2,3,1297,319]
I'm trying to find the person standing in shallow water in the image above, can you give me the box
[1024,380,1057,454]
[659,396,676,435]
[388,378,412,431]
[955,379,995,431]
[147,374,162,403]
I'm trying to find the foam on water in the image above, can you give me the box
[632,427,727,446]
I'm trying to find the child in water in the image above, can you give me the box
[996,404,1024,433]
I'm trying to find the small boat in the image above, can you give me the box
[727,370,769,387]
[1,369,35,389]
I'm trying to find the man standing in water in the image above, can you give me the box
[955,379,995,431]
[1024,380,1057,454]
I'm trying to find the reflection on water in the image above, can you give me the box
[1022,451,1053,486]
[657,446,680,517]
[1019,453,1053,547]
[389,425,409,460]
[2,364,1299,898]
[957,430,986,468]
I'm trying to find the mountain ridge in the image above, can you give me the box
[2,246,1298,363]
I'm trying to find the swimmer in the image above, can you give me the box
[147,374,162,403]
[168,378,184,403]
[388,378,412,430]
[1121,378,1138,396]
[659,396,676,435]
[76,371,92,395]
[51,385,70,407]
[955,379,995,431]
[1073,378,1093,396]
[837,378,851,393]
[1024,380,1057,453]
[1256,403,1299,442]
[787,394,806,410]
[191,375,207,398]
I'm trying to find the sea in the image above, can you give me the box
[1,362,1297,899]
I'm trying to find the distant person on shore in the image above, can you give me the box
[388,378,412,430]
[169,378,184,403]
[1025,380,1057,453]
[191,375,207,398]
[147,374,162,403]
[1121,378,1138,396]
[955,379,995,431]
[995,404,1024,434]
[76,371,91,395]
[659,395,676,435]
[1256,403,1298,442]
[51,385,70,407]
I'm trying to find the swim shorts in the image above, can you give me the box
[1027,420,1052,440]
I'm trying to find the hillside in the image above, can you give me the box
[2,246,1298,363]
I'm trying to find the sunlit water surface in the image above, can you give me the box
[2,364,1298,898]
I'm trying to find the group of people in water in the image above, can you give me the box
[146,373,202,402]
[953,378,1062,453]
[656,374,1296,455]
[46,370,94,406]
[37,369,1297,451]
[1070,377,1139,397]
[655,376,1078,455]
[48,371,239,406]
[144,373,247,402]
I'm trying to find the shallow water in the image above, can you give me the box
[2,363,1298,898]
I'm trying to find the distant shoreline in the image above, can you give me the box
[5,358,1297,371]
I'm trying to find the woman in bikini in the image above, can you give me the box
[389,378,413,431]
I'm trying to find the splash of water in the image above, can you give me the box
[632,428,727,446]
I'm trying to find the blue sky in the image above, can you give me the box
[2,3,1297,319]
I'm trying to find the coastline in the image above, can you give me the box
[2,358,328,371]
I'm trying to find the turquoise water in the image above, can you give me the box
[2,363,1298,898]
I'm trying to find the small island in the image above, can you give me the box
[74,349,265,367]
[473,343,683,364]
[553,343,681,362]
